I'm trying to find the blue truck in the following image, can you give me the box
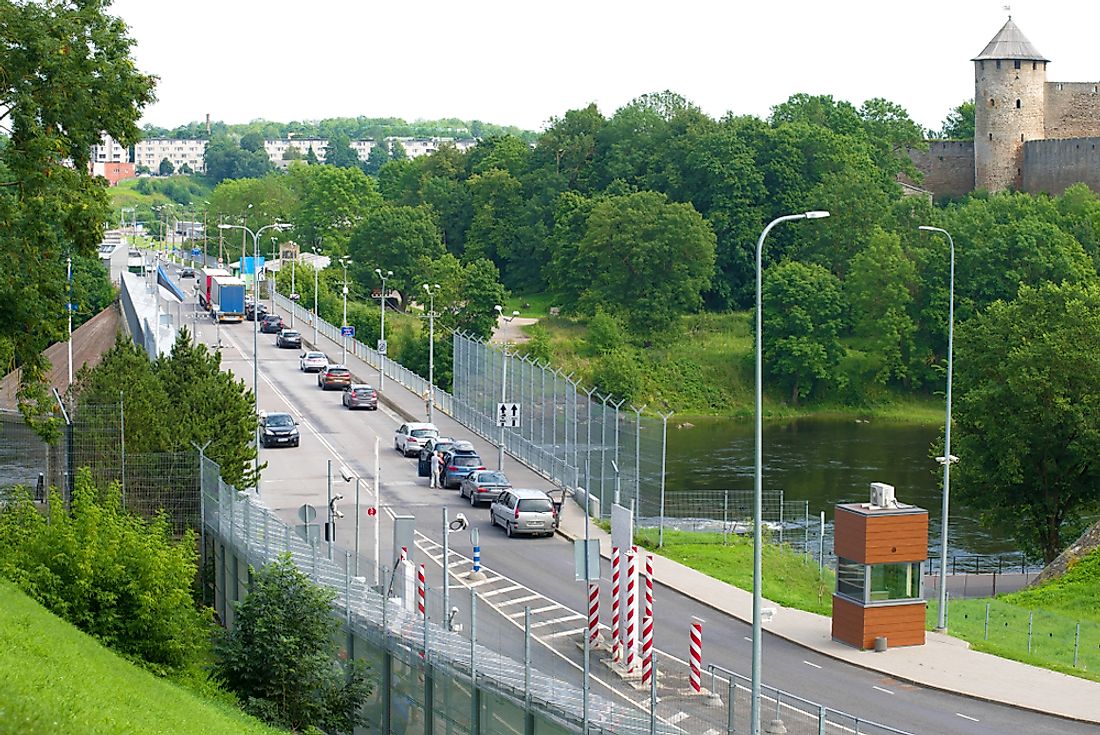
[210,275,246,323]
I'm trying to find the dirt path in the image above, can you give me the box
[489,315,538,345]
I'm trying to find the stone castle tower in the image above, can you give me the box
[972,18,1048,192]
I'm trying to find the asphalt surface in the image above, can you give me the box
[164,260,1096,735]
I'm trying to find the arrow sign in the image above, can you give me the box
[497,402,520,428]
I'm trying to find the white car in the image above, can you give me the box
[394,422,439,457]
[299,351,328,372]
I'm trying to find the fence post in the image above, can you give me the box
[381,565,392,735]
[723,490,729,546]
[524,606,534,735]
[818,704,827,735]
[633,405,644,525]
[984,602,990,640]
[471,586,480,734]
[727,675,736,735]
[819,511,826,571]
[649,652,658,735]
[1027,611,1033,653]
[599,394,610,514]
[1074,622,1080,667]
[658,412,672,548]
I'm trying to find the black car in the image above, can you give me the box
[259,314,284,333]
[260,411,300,447]
[417,436,457,477]
[245,301,269,321]
[180,266,195,278]
[276,329,302,349]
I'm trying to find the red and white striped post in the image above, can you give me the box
[611,547,621,663]
[689,616,703,693]
[641,553,654,685]
[588,581,600,646]
[626,546,637,672]
[417,563,426,618]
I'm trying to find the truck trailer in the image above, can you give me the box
[210,276,247,323]
[197,267,230,310]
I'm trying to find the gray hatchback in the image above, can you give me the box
[489,488,558,538]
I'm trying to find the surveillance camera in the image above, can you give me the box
[332,493,344,502]
[449,513,469,531]
[333,509,345,520]
[339,466,354,483]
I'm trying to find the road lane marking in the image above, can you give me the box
[669,712,689,724]
[803,660,822,669]
[481,584,523,598]
[498,594,542,608]
[872,685,894,695]
[532,614,585,629]
[956,713,980,722]
[543,627,587,640]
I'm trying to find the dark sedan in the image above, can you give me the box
[342,384,378,410]
[245,301,268,321]
[459,470,511,506]
[259,314,284,333]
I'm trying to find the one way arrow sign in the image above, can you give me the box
[497,402,520,428]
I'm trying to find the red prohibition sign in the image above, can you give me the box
[367,507,377,517]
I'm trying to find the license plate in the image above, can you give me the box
[527,521,544,527]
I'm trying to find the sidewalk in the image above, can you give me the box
[303,324,1100,725]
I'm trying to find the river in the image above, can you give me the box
[663,416,1018,558]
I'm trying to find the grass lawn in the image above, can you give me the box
[632,528,835,615]
[0,579,283,735]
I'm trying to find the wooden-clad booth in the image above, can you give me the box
[831,483,928,650]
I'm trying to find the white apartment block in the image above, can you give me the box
[92,133,479,174]
[133,138,208,173]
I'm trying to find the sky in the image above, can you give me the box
[110,0,1100,135]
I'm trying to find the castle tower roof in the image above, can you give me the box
[973,18,1048,62]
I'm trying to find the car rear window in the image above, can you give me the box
[518,498,553,513]
[452,455,481,467]
[329,368,350,375]
[477,472,507,485]
[411,429,438,438]
[353,388,373,396]
[283,331,300,337]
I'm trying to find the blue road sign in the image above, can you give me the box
[191,248,202,256]
[341,325,355,337]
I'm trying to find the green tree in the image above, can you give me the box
[0,0,154,433]
[323,131,360,169]
[0,472,212,675]
[305,145,320,165]
[577,191,716,336]
[845,229,918,385]
[585,306,626,355]
[239,131,265,153]
[69,255,116,330]
[952,282,1100,563]
[590,347,643,402]
[418,253,507,339]
[287,163,381,251]
[363,140,391,175]
[158,157,175,175]
[75,337,171,453]
[389,139,407,161]
[347,204,445,304]
[203,136,273,184]
[761,260,846,404]
[520,324,553,363]
[214,554,372,732]
[940,100,976,140]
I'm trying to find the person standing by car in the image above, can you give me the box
[430,449,442,489]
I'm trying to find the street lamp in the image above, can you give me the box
[494,305,520,471]
[339,256,353,364]
[311,243,322,345]
[919,225,957,633]
[219,220,293,487]
[375,268,393,391]
[423,283,441,422]
[752,210,829,735]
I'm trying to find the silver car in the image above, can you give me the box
[489,488,558,538]
[459,470,511,506]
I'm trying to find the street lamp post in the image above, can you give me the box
[919,225,957,633]
[752,210,829,735]
[423,284,441,422]
[375,268,393,391]
[494,305,520,471]
[339,257,353,364]
[219,220,293,487]
[311,244,321,345]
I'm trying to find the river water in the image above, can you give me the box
[663,416,1017,557]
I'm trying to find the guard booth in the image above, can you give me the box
[831,483,928,650]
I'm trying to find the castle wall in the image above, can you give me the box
[907,141,975,198]
[1044,82,1100,139]
[974,59,1047,191]
[1021,137,1100,195]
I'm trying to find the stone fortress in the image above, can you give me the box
[911,17,1100,198]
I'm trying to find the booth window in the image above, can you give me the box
[836,558,866,601]
[869,562,922,602]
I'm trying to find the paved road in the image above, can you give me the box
[166,262,1096,735]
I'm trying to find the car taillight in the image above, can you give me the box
[514,506,521,519]
[448,466,458,471]
[477,486,486,493]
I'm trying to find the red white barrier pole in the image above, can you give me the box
[611,546,621,663]
[626,546,637,672]
[641,553,654,685]
[417,563,426,618]
[689,616,703,692]
[588,581,600,646]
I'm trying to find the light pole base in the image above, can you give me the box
[467,570,487,582]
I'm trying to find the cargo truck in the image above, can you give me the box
[210,276,247,323]
[197,267,231,310]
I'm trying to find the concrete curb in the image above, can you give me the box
[552,518,1100,725]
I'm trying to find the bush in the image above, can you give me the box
[0,472,213,675]
[586,307,625,355]
[214,555,372,733]
[590,346,643,402]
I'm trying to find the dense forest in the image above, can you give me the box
[139,116,537,143]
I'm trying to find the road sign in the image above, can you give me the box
[497,402,520,428]
[367,506,377,517]
[341,325,355,337]
[377,339,388,355]
[574,539,600,581]
[298,503,318,524]
[295,523,321,543]
[191,247,202,256]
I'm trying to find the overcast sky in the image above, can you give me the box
[110,0,1100,135]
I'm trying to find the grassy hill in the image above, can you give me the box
[0,579,283,735]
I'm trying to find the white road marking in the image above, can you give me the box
[872,685,894,695]
[803,660,823,669]
[669,712,689,724]
[532,614,585,629]
[481,584,523,598]
[744,636,753,642]
[497,594,542,608]
[543,627,587,640]
[956,713,980,722]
